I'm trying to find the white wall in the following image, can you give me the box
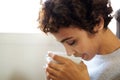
[0,0,119,33]
[0,33,65,80]
[108,0,120,34]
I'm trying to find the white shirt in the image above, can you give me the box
[85,48,120,80]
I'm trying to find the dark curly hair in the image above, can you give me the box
[38,0,113,33]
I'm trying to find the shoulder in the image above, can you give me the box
[103,63,120,80]
[96,58,120,80]
[89,60,120,80]
[88,50,120,80]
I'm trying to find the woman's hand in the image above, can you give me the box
[46,53,90,80]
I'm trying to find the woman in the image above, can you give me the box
[38,0,120,80]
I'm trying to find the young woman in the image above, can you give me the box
[38,0,120,80]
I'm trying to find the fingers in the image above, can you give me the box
[46,58,88,80]
[48,61,62,71]
[46,71,57,80]
[46,70,56,80]
[78,61,87,70]
[46,63,62,80]
[45,53,69,80]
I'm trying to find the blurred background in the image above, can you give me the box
[0,33,65,80]
[0,0,119,80]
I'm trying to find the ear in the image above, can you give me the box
[93,16,104,32]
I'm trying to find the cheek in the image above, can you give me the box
[75,40,98,59]
[81,38,98,51]
[83,43,98,60]
[75,40,91,52]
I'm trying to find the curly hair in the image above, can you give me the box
[38,0,113,33]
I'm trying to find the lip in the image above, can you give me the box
[81,53,87,60]
[73,53,80,57]
[73,53,88,60]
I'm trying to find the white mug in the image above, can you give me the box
[46,51,82,64]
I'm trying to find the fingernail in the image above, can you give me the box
[43,64,48,69]
[48,53,55,58]
[47,51,54,57]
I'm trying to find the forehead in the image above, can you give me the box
[52,27,85,41]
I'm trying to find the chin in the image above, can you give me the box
[82,57,93,61]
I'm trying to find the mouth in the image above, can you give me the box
[81,53,88,60]
[73,53,82,58]
[73,52,89,60]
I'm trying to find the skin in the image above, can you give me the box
[46,17,120,80]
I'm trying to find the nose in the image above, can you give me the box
[65,46,75,56]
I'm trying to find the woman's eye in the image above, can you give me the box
[67,40,76,45]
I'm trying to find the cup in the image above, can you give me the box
[46,51,82,64]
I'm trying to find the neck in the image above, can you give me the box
[98,29,120,55]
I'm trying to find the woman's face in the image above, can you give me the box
[52,27,101,61]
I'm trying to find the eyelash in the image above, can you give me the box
[67,40,76,46]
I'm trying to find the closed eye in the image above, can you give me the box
[66,40,76,46]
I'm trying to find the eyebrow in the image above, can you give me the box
[60,37,72,43]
